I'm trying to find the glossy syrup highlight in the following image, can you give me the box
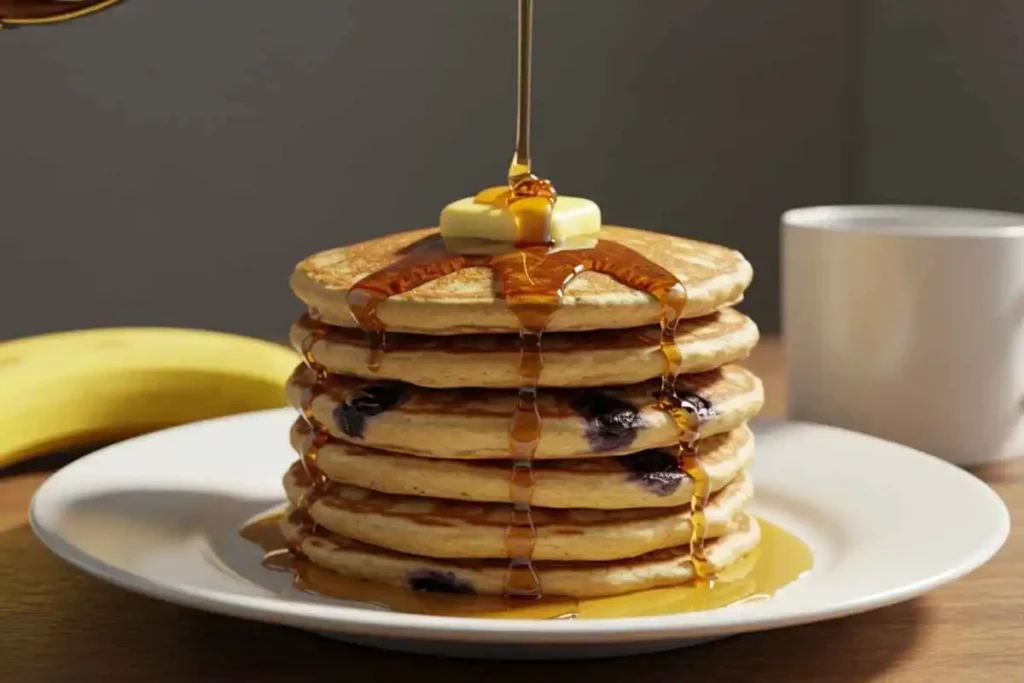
[241,513,813,619]
[295,327,335,516]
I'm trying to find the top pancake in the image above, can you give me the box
[290,226,753,334]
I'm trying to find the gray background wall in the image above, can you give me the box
[857,1,1024,208]
[1,1,1019,340]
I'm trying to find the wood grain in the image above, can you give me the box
[1,339,1020,682]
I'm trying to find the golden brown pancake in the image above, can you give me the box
[290,419,754,509]
[286,362,764,460]
[290,226,753,334]
[280,509,760,598]
[284,463,753,561]
[291,307,759,389]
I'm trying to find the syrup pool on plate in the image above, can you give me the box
[240,512,813,620]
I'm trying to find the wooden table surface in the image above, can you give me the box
[1,338,1020,682]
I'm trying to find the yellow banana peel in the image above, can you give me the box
[0,327,300,469]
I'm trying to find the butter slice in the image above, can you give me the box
[440,195,601,245]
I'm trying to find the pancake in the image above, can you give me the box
[280,509,760,598]
[291,307,759,389]
[290,227,753,334]
[284,463,753,561]
[285,362,764,460]
[290,419,755,509]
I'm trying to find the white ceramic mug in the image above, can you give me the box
[781,205,1024,466]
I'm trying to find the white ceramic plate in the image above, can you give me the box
[29,409,1009,659]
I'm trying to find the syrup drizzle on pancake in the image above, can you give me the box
[289,0,715,598]
[295,328,334,539]
[340,230,718,595]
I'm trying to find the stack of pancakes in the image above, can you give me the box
[281,226,763,598]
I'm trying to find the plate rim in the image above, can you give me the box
[28,409,1012,644]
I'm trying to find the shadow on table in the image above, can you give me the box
[161,598,926,683]
[968,460,1023,485]
[0,446,99,478]
[4,484,927,683]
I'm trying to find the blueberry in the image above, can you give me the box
[407,569,475,594]
[568,391,643,452]
[677,389,714,424]
[618,448,687,496]
[332,381,406,438]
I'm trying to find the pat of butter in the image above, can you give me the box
[439,194,601,245]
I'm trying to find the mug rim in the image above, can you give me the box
[782,204,1024,239]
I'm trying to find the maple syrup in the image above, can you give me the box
[338,0,714,592]
[0,0,122,27]
[295,326,334,516]
[340,236,710,594]
[280,0,764,604]
[240,512,813,619]
[474,0,557,248]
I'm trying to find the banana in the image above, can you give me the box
[0,327,300,468]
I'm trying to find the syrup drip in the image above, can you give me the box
[655,287,713,577]
[298,326,326,418]
[493,0,557,594]
[296,327,333,520]
[346,249,471,372]
[505,326,543,596]
[484,0,559,248]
